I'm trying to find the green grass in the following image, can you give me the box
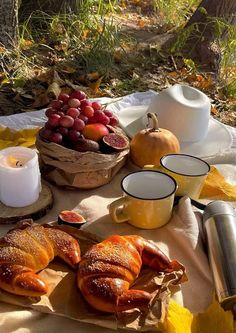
[1,0,235,101]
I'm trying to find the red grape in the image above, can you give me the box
[109,115,119,126]
[68,129,81,142]
[45,107,57,117]
[58,127,69,136]
[87,116,97,124]
[48,114,61,127]
[56,111,65,117]
[70,90,87,101]
[83,106,94,118]
[67,107,80,118]
[93,109,104,118]
[80,99,92,111]
[103,110,113,117]
[78,114,88,124]
[68,98,81,108]
[59,115,74,128]
[92,101,102,111]
[62,104,69,112]
[49,132,63,144]
[44,121,53,129]
[58,93,70,104]
[40,128,52,140]
[73,118,85,131]
[95,110,110,125]
[50,99,63,110]
[97,114,110,125]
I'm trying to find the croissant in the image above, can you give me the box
[77,235,183,313]
[0,222,81,297]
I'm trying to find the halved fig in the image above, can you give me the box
[102,133,129,151]
[58,210,86,229]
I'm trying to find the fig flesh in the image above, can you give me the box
[102,133,129,151]
[58,210,86,229]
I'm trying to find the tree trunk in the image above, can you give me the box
[0,0,19,48]
[183,0,236,73]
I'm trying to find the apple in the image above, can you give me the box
[82,123,109,141]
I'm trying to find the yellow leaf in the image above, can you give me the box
[200,166,236,200]
[192,297,234,333]
[166,299,193,333]
[165,297,234,333]
[137,19,145,27]
[87,72,100,81]
[89,76,103,94]
[168,71,179,77]
[82,29,90,39]
[0,127,40,149]
[197,75,213,89]
[211,105,217,115]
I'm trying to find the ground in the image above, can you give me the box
[0,3,235,126]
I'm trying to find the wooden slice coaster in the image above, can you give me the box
[0,183,53,224]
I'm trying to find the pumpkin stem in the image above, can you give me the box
[147,113,160,132]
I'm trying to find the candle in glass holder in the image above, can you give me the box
[0,147,41,207]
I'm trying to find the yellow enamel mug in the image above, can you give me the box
[109,170,177,229]
[146,154,210,200]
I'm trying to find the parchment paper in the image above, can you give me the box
[0,226,186,332]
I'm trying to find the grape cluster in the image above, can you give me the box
[40,90,119,145]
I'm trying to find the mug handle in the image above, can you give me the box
[109,197,129,223]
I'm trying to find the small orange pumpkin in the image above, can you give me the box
[130,113,180,167]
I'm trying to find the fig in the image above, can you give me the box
[73,138,100,152]
[58,210,86,229]
[102,133,129,152]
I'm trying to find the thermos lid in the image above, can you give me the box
[203,201,236,223]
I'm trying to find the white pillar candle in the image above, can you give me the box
[0,147,41,207]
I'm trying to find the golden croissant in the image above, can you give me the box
[77,235,183,313]
[0,223,81,297]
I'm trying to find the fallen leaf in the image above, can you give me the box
[0,127,40,149]
[166,299,193,333]
[192,298,234,333]
[89,76,103,95]
[211,105,217,115]
[165,297,234,333]
[30,93,50,108]
[87,72,100,81]
[137,19,145,27]
[46,82,61,99]
[168,71,179,77]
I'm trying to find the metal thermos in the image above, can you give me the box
[203,200,236,316]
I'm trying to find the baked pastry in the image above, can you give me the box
[77,235,183,313]
[0,222,81,297]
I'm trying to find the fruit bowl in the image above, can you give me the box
[35,89,129,189]
[36,134,129,189]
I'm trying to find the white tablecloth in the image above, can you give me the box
[0,91,235,333]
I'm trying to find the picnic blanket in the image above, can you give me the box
[0,91,235,333]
